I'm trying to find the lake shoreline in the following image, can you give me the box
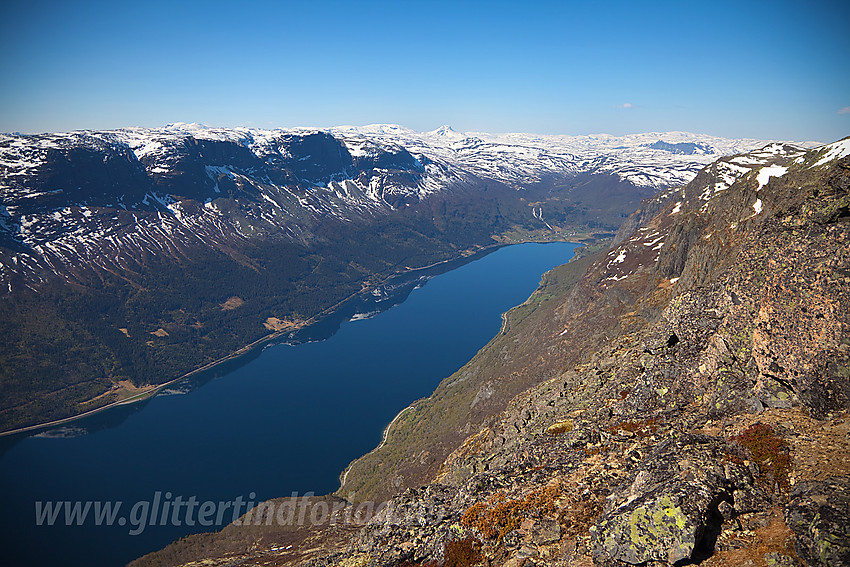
[1,238,588,567]
[1,237,584,438]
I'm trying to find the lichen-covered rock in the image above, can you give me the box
[531,517,562,545]
[784,475,850,567]
[592,492,696,564]
[590,434,750,566]
[347,484,460,565]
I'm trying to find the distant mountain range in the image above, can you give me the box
[0,124,814,430]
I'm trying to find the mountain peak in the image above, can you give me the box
[431,125,458,136]
[163,122,208,131]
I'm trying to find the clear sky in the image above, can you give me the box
[1,0,848,142]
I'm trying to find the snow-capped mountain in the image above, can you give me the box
[0,123,811,292]
[332,124,784,188]
[0,125,438,292]
[596,138,850,286]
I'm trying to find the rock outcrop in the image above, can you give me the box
[785,475,850,567]
[591,435,747,566]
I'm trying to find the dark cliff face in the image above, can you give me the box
[273,132,355,183]
[133,139,850,567]
[149,137,268,200]
[6,136,154,212]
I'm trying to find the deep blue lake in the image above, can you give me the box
[0,241,578,566]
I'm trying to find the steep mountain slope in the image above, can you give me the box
[0,125,774,432]
[134,137,850,567]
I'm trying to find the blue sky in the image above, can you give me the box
[1,0,848,142]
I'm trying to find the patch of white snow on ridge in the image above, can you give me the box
[260,193,280,208]
[132,140,164,160]
[341,138,377,158]
[643,235,664,248]
[812,138,850,168]
[730,156,765,166]
[757,143,787,155]
[706,161,753,197]
[753,199,763,215]
[671,202,682,214]
[755,165,788,191]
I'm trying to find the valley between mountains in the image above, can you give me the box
[0,125,768,432]
[131,136,850,567]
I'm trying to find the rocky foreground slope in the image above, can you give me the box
[134,137,850,567]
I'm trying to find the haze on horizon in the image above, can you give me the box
[0,0,847,143]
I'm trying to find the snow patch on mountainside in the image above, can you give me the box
[755,165,788,191]
[811,138,850,168]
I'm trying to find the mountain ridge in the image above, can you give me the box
[0,125,801,291]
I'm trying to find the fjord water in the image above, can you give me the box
[0,242,578,567]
